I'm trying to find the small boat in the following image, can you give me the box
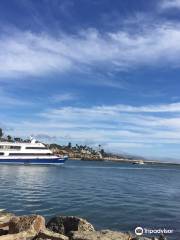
[132,160,145,165]
[0,138,68,165]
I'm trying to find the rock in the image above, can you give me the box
[0,229,8,236]
[1,215,69,240]
[36,228,69,240]
[0,229,37,240]
[47,216,95,236]
[158,235,167,240]
[131,237,153,240]
[70,230,131,240]
[0,211,14,228]
[9,215,45,234]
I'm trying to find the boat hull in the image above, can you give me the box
[0,157,67,165]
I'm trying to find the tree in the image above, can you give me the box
[0,128,3,138]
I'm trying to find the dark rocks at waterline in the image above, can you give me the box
[0,211,168,240]
[46,216,95,236]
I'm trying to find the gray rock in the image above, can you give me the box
[70,230,131,240]
[35,228,69,240]
[132,237,159,240]
[131,237,154,240]
[47,216,95,236]
[158,235,167,240]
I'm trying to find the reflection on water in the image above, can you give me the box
[0,160,180,239]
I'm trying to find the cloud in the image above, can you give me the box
[1,22,180,78]
[100,102,180,113]
[37,102,180,144]
[160,0,180,9]
[0,87,32,107]
[3,101,180,159]
[50,93,77,103]
[41,102,180,119]
[32,134,57,142]
[9,102,180,141]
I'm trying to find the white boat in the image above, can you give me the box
[132,160,145,165]
[0,138,67,165]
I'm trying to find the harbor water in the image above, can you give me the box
[0,160,179,239]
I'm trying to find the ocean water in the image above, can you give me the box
[0,160,180,239]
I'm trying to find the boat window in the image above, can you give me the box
[0,145,21,150]
[9,153,52,156]
[0,152,4,155]
[25,147,47,150]
[10,146,21,150]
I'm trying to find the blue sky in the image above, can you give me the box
[1,0,180,160]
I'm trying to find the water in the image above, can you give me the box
[0,160,180,239]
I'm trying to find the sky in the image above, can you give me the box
[1,0,180,160]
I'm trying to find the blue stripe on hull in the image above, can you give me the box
[0,158,67,165]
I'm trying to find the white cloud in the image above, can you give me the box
[3,101,180,159]
[41,103,180,120]
[160,0,180,9]
[101,102,180,113]
[50,93,77,103]
[6,102,180,143]
[1,22,180,78]
[37,103,180,145]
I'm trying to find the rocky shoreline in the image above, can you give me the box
[0,210,167,240]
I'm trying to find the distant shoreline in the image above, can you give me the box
[69,157,180,166]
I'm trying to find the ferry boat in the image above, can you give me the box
[0,138,67,165]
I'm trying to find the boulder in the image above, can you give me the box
[0,214,45,240]
[47,216,95,236]
[9,215,45,234]
[0,229,37,240]
[70,230,131,240]
[158,235,167,240]
[131,237,153,240]
[0,229,8,236]
[0,210,14,228]
[1,215,68,240]
[36,228,69,240]
[131,235,166,240]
